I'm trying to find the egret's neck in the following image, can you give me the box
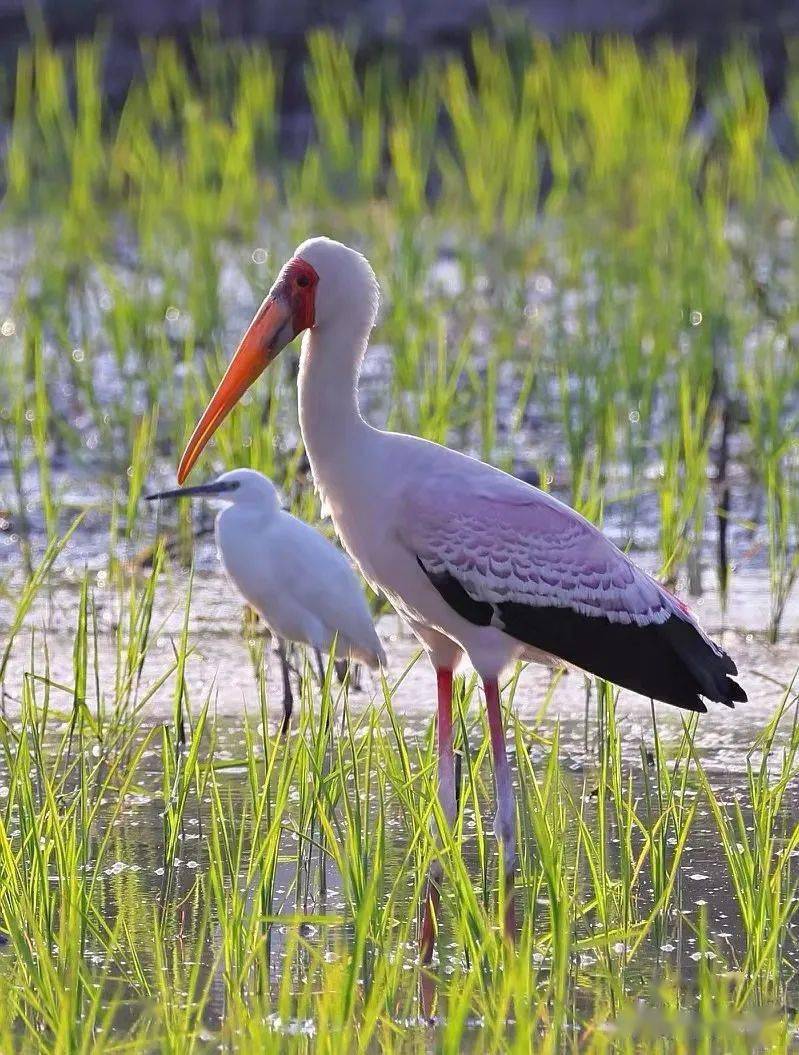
[298,316,370,472]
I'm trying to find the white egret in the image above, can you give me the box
[147,468,385,731]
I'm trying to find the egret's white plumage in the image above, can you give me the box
[147,468,385,670]
[213,469,385,667]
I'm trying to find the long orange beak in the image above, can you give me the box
[177,289,293,484]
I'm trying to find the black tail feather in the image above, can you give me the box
[496,601,747,713]
[661,616,747,708]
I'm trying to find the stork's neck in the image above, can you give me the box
[297,315,372,492]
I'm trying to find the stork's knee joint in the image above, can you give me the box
[438,760,457,827]
[494,805,516,875]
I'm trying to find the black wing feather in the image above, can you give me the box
[417,559,747,714]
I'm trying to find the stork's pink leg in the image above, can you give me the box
[484,677,517,944]
[420,667,456,964]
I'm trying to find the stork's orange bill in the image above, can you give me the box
[177,291,292,483]
[177,256,318,483]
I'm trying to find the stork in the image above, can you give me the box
[176,237,746,961]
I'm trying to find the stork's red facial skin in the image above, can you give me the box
[177,257,318,483]
[284,257,317,333]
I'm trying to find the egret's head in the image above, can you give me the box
[176,237,379,484]
[146,468,281,516]
[214,469,281,511]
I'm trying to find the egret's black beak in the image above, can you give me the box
[145,481,239,502]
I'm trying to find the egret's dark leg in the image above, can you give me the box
[276,639,293,735]
[314,648,326,685]
[420,667,456,964]
[484,677,517,944]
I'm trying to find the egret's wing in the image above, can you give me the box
[273,519,384,665]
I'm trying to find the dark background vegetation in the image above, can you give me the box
[1,1,798,110]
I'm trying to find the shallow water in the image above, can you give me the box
[2,544,795,725]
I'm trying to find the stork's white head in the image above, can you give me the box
[177,237,378,484]
[146,468,281,518]
[293,236,379,333]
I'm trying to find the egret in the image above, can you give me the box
[175,238,746,959]
[146,468,385,732]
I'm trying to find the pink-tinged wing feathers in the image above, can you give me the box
[400,468,671,628]
[395,458,745,712]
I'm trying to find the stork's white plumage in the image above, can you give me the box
[177,237,746,958]
[147,468,385,730]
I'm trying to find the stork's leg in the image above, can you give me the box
[276,639,294,735]
[420,667,456,964]
[484,677,517,944]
